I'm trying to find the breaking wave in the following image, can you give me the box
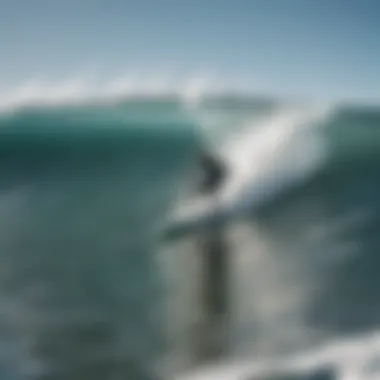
[0,84,380,379]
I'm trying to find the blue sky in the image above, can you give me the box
[1,0,379,102]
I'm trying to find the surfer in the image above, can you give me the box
[194,149,229,363]
[198,150,226,194]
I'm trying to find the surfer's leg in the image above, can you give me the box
[193,231,229,362]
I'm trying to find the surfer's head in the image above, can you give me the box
[198,150,226,194]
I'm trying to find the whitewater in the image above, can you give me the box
[1,79,380,380]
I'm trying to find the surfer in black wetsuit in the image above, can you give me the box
[198,150,226,194]
[195,149,229,362]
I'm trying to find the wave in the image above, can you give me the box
[1,90,380,379]
[0,101,201,379]
[164,104,330,239]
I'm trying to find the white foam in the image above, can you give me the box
[220,105,330,211]
[169,105,331,237]
[0,73,221,113]
[176,330,380,380]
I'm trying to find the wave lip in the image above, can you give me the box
[0,74,220,113]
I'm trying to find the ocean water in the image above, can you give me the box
[0,93,380,380]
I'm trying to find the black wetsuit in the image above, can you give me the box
[196,151,228,361]
[198,152,226,194]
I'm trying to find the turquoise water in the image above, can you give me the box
[1,97,380,379]
[0,102,199,380]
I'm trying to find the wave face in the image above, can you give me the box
[0,103,199,380]
[1,96,380,380]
